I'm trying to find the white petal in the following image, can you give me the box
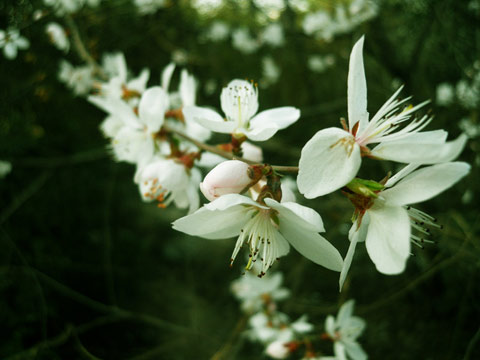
[371,133,468,164]
[365,205,411,275]
[343,340,368,360]
[337,300,355,327]
[339,231,359,291]
[298,128,361,198]
[243,124,279,141]
[138,86,168,131]
[348,36,369,133]
[183,106,235,134]
[204,193,267,211]
[161,62,175,91]
[249,107,300,130]
[334,342,348,360]
[278,216,343,272]
[172,205,250,239]
[325,315,336,337]
[4,43,17,59]
[264,198,324,232]
[88,96,140,129]
[381,162,471,206]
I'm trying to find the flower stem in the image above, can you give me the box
[162,124,299,173]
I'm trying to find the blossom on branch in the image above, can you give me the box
[183,79,300,141]
[297,36,467,198]
[172,194,343,276]
[339,162,470,288]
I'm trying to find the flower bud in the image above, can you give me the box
[241,141,263,162]
[200,160,251,201]
[265,340,290,359]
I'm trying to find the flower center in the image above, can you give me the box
[142,179,173,209]
[221,80,258,130]
[230,208,281,277]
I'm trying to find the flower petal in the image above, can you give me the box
[348,36,369,133]
[264,198,324,232]
[88,96,140,129]
[343,340,368,360]
[138,86,168,131]
[365,205,411,275]
[298,128,361,198]
[172,205,250,239]
[371,133,468,164]
[183,106,235,134]
[243,124,279,141]
[381,162,471,206]
[249,107,300,130]
[278,215,343,272]
[161,62,175,91]
[205,193,267,211]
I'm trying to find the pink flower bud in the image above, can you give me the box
[265,340,290,359]
[200,160,251,201]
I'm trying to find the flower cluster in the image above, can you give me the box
[231,267,367,359]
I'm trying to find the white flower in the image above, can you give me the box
[172,194,343,276]
[0,160,12,178]
[261,23,285,47]
[204,21,230,42]
[308,55,335,73]
[200,160,252,201]
[297,36,468,198]
[98,52,150,102]
[183,79,300,141]
[134,157,201,213]
[134,0,168,14]
[261,57,281,88]
[232,28,260,54]
[266,340,290,359]
[339,162,470,286]
[325,300,367,360]
[58,60,95,96]
[231,269,290,313]
[435,82,455,106]
[0,28,29,60]
[46,23,69,52]
[88,86,169,163]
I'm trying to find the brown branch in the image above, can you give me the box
[163,124,299,173]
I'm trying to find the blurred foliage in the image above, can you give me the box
[0,0,479,359]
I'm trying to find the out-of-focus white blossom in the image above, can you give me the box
[46,23,69,52]
[459,117,480,138]
[134,0,168,15]
[325,300,367,360]
[231,268,290,313]
[261,57,281,88]
[0,29,29,60]
[172,49,188,65]
[308,55,335,73]
[266,340,290,359]
[241,142,263,163]
[435,82,455,106]
[302,1,378,41]
[0,161,12,179]
[261,23,285,47]
[204,21,230,42]
[58,60,95,96]
[232,28,260,54]
[456,77,480,109]
[43,0,100,15]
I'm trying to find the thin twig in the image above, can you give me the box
[64,14,107,79]
[163,124,299,173]
[209,316,248,360]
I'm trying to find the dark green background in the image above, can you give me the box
[0,0,479,359]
